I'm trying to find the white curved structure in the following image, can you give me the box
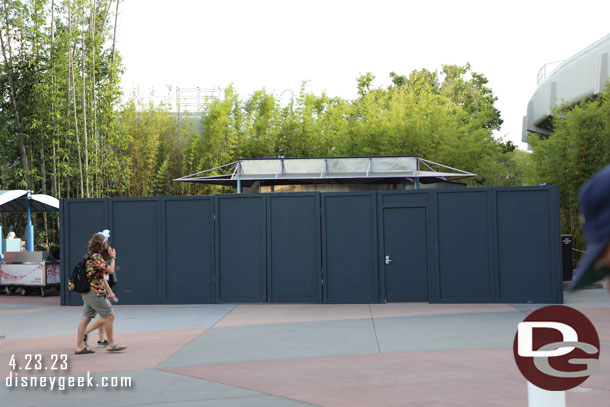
[523,34,610,143]
[0,190,59,212]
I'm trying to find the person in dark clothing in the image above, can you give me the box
[570,165,610,292]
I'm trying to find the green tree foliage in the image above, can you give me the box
[529,83,610,251]
[119,65,522,197]
[118,91,210,196]
[0,0,122,248]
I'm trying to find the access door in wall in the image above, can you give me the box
[383,207,428,302]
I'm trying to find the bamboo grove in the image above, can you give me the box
[0,0,124,247]
[126,65,525,199]
[0,0,124,198]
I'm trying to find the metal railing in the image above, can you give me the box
[176,87,222,114]
[537,60,564,85]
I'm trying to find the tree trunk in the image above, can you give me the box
[69,4,85,197]
[81,6,89,197]
[51,0,58,198]
[41,145,49,248]
[90,2,99,196]
[65,3,72,199]
[0,14,31,188]
[53,141,59,197]
[111,0,119,64]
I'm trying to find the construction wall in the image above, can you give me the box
[60,186,562,305]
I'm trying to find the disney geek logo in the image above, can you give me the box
[513,305,600,391]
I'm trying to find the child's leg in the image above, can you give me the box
[98,323,106,342]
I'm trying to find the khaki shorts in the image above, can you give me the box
[82,290,114,318]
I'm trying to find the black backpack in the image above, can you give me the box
[68,255,91,293]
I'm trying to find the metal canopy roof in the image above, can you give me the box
[0,190,59,213]
[174,156,476,187]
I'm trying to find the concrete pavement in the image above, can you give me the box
[1,289,609,406]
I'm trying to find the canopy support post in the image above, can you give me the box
[26,191,34,252]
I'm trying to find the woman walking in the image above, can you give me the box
[75,233,126,354]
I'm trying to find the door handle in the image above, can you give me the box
[385,255,392,265]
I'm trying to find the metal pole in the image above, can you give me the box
[414,177,420,190]
[527,382,565,407]
[26,191,34,252]
[237,180,242,194]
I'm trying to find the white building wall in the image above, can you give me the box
[523,34,610,143]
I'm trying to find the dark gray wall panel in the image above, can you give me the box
[497,190,554,302]
[217,196,266,302]
[269,194,321,302]
[382,192,428,207]
[61,199,108,306]
[437,192,492,301]
[111,200,159,304]
[323,194,378,303]
[164,198,214,304]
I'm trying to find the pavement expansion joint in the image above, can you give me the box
[154,329,211,368]
[156,367,319,406]
[368,304,381,354]
[143,306,237,367]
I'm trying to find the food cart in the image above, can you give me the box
[0,190,60,296]
[0,251,60,296]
